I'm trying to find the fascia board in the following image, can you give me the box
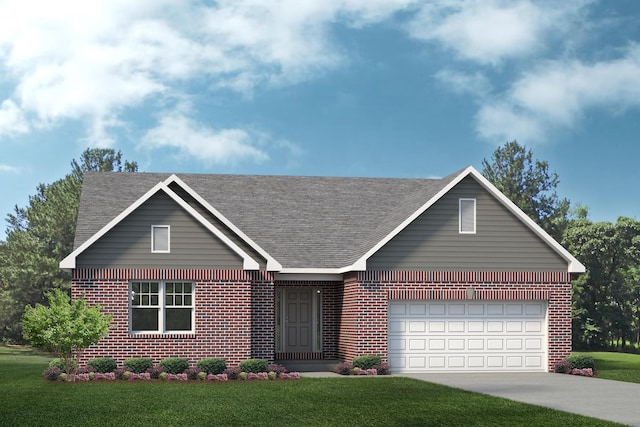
[466,167,586,273]
[350,166,585,274]
[350,168,471,271]
[162,186,260,270]
[60,180,260,271]
[165,175,282,271]
[60,181,167,270]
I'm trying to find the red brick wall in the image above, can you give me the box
[72,268,254,367]
[339,271,572,372]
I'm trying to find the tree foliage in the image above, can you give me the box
[482,141,569,240]
[22,290,112,374]
[563,217,640,349]
[0,148,137,343]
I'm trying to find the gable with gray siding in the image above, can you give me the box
[367,176,568,272]
[76,191,244,269]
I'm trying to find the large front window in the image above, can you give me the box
[130,281,194,333]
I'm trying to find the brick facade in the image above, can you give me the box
[72,269,571,372]
[338,271,572,371]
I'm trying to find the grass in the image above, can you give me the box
[574,351,640,384]
[0,346,620,427]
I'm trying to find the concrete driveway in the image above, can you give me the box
[401,372,640,426]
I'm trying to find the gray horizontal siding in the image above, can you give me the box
[168,183,267,269]
[367,176,568,272]
[76,191,243,269]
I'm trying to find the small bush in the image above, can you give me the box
[146,365,164,379]
[185,367,201,380]
[43,367,61,381]
[48,358,77,373]
[158,372,169,381]
[565,355,596,370]
[124,358,154,374]
[238,372,248,380]
[197,371,207,381]
[87,357,117,373]
[114,368,126,380]
[224,366,241,380]
[197,358,227,375]
[160,357,190,374]
[268,363,288,376]
[334,362,353,375]
[238,358,269,373]
[553,360,572,374]
[373,362,391,375]
[58,372,68,381]
[352,355,382,370]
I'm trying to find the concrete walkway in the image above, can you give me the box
[402,372,640,426]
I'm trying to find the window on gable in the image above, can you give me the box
[459,198,476,234]
[151,225,170,253]
[130,281,193,333]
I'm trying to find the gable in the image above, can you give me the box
[367,175,569,272]
[76,191,244,269]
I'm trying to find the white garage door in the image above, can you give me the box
[388,301,547,372]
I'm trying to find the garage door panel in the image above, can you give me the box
[388,301,547,372]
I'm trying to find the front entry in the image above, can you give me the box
[276,287,322,355]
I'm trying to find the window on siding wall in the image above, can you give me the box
[130,281,193,333]
[151,225,170,253]
[459,198,476,234]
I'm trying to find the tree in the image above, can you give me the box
[22,290,112,374]
[0,148,137,343]
[482,141,569,240]
[563,217,640,349]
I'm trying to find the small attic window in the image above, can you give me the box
[151,225,170,253]
[459,199,476,234]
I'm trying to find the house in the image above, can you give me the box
[61,166,584,372]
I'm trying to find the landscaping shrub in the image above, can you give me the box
[224,366,241,380]
[49,358,77,373]
[160,357,190,374]
[334,362,353,375]
[114,368,126,380]
[352,355,382,370]
[196,357,227,375]
[565,355,596,370]
[146,365,164,379]
[124,358,153,374]
[239,358,269,373]
[553,360,572,374]
[268,363,287,376]
[373,362,391,375]
[185,367,201,380]
[87,357,117,373]
[43,367,61,381]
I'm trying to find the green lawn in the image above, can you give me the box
[574,351,640,384]
[0,347,620,427]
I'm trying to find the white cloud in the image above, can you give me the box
[408,0,590,65]
[434,69,492,98]
[475,44,640,143]
[0,163,21,173]
[140,111,269,164]
[0,99,28,136]
[0,0,418,158]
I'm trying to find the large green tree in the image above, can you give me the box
[0,149,137,342]
[482,141,569,240]
[563,217,640,349]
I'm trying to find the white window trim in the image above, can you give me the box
[129,281,195,334]
[459,198,476,234]
[151,225,170,253]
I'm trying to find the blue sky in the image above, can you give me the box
[1,0,639,240]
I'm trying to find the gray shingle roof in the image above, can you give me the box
[74,169,464,269]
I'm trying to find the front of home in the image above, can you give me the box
[61,167,584,372]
